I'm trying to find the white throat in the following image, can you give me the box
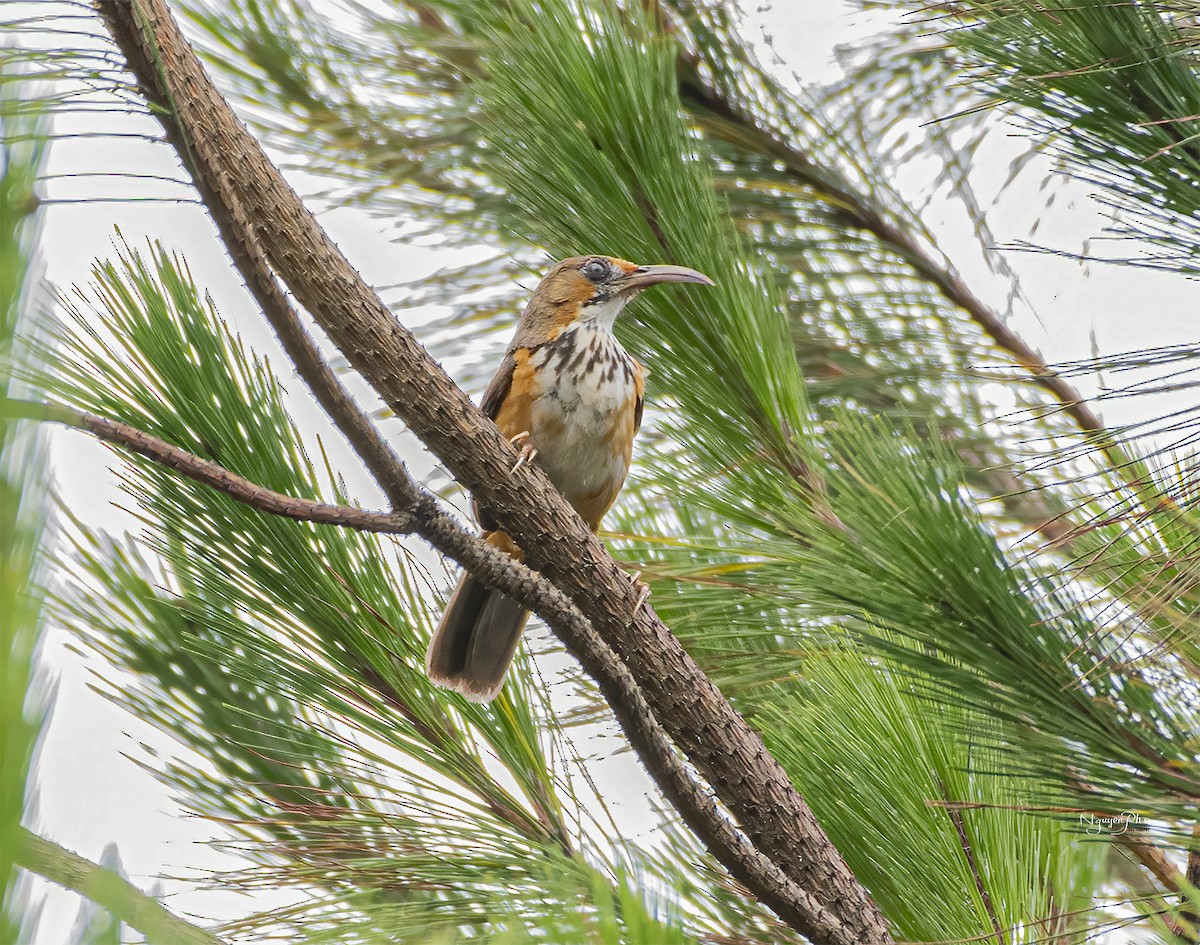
[579,293,634,332]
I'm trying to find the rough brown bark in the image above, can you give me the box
[94,1,895,941]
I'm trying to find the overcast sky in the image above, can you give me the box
[20,2,1197,941]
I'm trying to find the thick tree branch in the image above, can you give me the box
[94,1,893,941]
[13,827,226,945]
[20,394,846,937]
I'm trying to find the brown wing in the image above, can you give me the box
[480,350,517,422]
[632,358,646,436]
[475,350,520,533]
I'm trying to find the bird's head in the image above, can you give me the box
[523,255,714,339]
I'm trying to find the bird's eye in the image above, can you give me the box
[581,259,611,283]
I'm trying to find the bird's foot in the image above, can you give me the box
[631,571,652,615]
[511,443,538,473]
[508,431,537,472]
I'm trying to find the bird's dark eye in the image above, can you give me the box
[581,258,611,283]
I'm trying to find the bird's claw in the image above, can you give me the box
[511,444,538,473]
[631,571,652,615]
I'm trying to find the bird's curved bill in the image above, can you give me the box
[620,264,715,291]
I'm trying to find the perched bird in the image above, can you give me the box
[426,255,714,702]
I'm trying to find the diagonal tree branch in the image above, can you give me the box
[675,58,1108,440]
[936,775,1005,945]
[119,43,420,514]
[94,1,894,941]
[9,400,417,533]
[17,394,845,938]
[670,37,1121,546]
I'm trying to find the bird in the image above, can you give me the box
[426,254,714,702]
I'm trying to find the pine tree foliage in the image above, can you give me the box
[929,5,1200,785]
[944,0,1200,274]
[9,0,1200,942]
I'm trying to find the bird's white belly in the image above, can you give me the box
[528,328,636,505]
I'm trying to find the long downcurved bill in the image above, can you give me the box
[619,264,715,291]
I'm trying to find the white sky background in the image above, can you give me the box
[19,0,1198,941]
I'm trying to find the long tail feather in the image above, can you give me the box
[426,572,530,702]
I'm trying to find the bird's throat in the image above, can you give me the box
[576,293,633,332]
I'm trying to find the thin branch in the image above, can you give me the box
[676,64,1109,440]
[937,775,1005,945]
[128,62,421,513]
[95,2,892,940]
[1123,840,1193,941]
[13,826,226,945]
[672,33,1148,545]
[9,400,416,533]
[1175,822,1200,944]
[18,394,846,938]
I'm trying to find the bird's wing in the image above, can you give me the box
[474,350,517,534]
[632,358,646,436]
[480,350,516,421]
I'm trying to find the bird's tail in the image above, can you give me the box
[426,539,530,702]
